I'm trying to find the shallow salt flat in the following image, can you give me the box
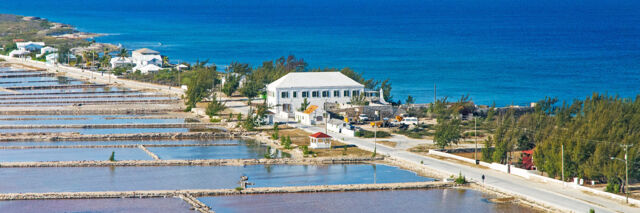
[0,164,432,193]
[0,198,193,213]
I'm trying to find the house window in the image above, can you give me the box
[352,90,360,97]
[312,91,319,98]
[293,91,297,98]
[302,91,309,98]
[322,91,329,97]
[333,90,340,97]
[281,91,289,98]
[344,90,350,97]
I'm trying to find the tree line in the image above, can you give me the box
[479,94,638,191]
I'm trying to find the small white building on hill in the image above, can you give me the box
[266,72,364,118]
[16,41,45,52]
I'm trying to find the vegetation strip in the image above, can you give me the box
[0,182,449,200]
[0,143,240,149]
[0,157,384,168]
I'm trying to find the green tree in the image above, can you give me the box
[221,73,240,97]
[434,119,461,149]
[184,66,217,108]
[350,94,368,105]
[299,98,310,111]
[406,95,415,105]
[205,94,227,118]
[240,79,261,100]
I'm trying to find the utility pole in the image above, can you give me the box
[610,144,632,204]
[474,117,478,162]
[433,83,437,103]
[561,144,564,185]
[622,144,632,204]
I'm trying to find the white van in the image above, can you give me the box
[401,117,418,125]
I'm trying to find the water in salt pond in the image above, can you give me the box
[200,189,538,213]
[0,198,192,213]
[0,164,430,193]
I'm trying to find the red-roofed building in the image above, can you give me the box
[309,132,332,149]
[521,149,535,170]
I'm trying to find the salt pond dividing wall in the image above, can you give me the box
[0,182,448,200]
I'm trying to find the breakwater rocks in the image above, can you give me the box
[0,182,450,201]
[138,145,160,160]
[179,194,214,213]
[0,132,249,142]
[0,157,384,168]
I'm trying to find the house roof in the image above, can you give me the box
[267,72,363,89]
[16,41,45,48]
[133,48,159,54]
[309,132,332,138]
[139,64,161,70]
[110,57,133,63]
[9,49,30,55]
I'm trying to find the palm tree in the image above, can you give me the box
[162,55,170,67]
[118,48,127,60]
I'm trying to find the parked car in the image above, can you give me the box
[358,114,369,121]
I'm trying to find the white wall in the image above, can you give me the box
[268,86,364,114]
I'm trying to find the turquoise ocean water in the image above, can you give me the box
[2,0,639,106]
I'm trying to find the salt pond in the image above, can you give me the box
[200,189,537,213]
[0,148,151,162]
[0,198,192,213]
[0,164,431,193]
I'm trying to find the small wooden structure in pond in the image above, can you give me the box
[309,132,332,149]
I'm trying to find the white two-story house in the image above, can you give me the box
[266,72,364,118]
[132,48,162,73]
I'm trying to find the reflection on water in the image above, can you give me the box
[200,189,538,213]
[0,164,431,193]
[149,140,286,160]
[0,198,192,213]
